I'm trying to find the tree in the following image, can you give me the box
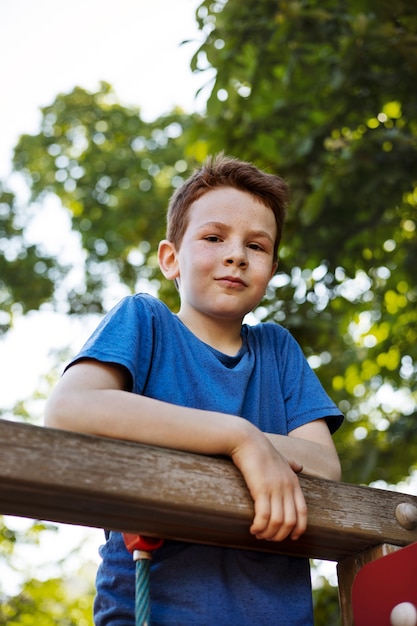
[0,185,59,333]
[192,0,417,484]
[0,571,95,626]
[5,82,212,329]
[0,516,95,626]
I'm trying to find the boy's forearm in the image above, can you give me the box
[265,432,342,482]
[44,361,255,457]
[45,385,340,481]
[45,386,255,459]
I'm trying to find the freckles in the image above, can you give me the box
[199,244,218,262]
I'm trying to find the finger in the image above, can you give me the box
[252,490,290,542]
[254,480,306,542]
[290,488,308,541]
[267,492,296,542]
[250,492,272,537]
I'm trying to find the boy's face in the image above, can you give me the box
[167,186,277,324]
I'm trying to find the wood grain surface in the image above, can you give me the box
[1,419,417,562]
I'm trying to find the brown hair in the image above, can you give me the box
[166,154,289,260]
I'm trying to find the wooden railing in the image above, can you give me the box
[1,418,417,625]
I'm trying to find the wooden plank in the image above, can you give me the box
[1,419,417,561]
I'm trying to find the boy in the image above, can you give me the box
[45,154,343,625]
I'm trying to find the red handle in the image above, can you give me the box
[123,533,163,553]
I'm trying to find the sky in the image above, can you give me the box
[0,0,206,177]
[0,0,207,596]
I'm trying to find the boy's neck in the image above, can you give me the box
[177,310,243,356]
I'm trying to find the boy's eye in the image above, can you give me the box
[204,235,221,242]
[248,242,264,251]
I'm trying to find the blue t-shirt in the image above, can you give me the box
[69,293,343,625]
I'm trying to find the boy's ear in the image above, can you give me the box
[158,239,180,280]
[270,261,278,278]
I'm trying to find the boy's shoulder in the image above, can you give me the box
[245,319,290,342]
[245,321,308,367]
[116,292,172,317]
[101,293,175,339]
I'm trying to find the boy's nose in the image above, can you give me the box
[224,244,248,267]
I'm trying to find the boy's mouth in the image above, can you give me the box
[215,275,248,288]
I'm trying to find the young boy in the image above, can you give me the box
[45,154,343,625]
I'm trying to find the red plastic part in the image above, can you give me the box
[352,541,417,625]
[123,533,163,554]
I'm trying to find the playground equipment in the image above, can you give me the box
[1,418,417,625]
[352,540,417,626]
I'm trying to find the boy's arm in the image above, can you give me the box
[44,359,268,459]
[45,359,307,543]
[265,422,342,482]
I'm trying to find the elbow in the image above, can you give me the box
[328,456,342,482]
[44,393,73,431]
[309,452,342,482]
[43,397,61,429]
[306,460,342,482]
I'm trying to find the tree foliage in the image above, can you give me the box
[0,516,95,626]
[10,82,211,319]
[0,574,94,626]
[0,185,59,331]
[192,0,417,483]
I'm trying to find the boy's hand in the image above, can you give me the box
[230,429,307,542]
